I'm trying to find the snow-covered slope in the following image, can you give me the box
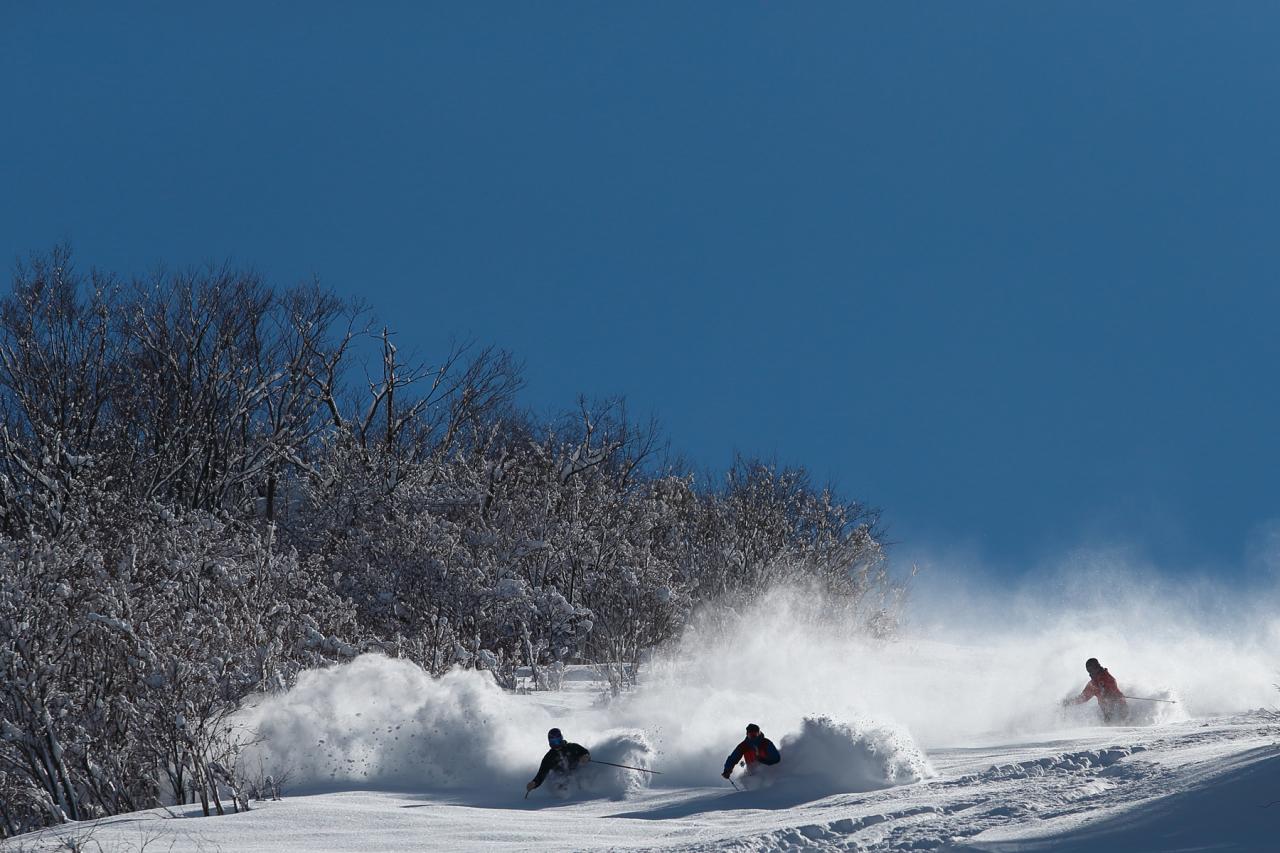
[5,712,1276,852]
[7,587,1279,852]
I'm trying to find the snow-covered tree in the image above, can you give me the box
[0,248,904,837]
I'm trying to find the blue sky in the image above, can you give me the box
[3,3,1279,578]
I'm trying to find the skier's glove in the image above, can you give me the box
[721,770,731,780]
[579,755,590,763]
[526,781,537,792]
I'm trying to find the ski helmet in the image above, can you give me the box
[745,723,760,735]
[547,727,564,744]
[1085,658,1101,673]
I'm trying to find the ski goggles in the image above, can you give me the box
[548,735,565,746]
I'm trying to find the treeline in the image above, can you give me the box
[0,248,900,837]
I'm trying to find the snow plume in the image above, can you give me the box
[617,559,1279,764]
[773,716,930,793]
[240,550,1279,801]
[599,588,935,789]
[239,655,655,799]
[894,544,1280,742]
[238,587,933,800]
[238,589,933,799]
[667,716,930,805]
[241,656,547,794]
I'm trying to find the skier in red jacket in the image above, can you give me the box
[722,723,781,779]
[1064,658,1130,724]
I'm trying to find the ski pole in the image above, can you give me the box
[592,760,662,775]
[728,778,740,792]
[1124,696,1177,703]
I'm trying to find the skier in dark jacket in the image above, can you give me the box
[526,727,591,792]
[1064,657,1130,724]
[722,723,780,779]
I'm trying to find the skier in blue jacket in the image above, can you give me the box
[527,727,590,792]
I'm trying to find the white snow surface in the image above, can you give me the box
[7,586,1280,851]
[7,696,1276,852]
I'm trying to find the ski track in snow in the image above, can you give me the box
[5,713,1277,852]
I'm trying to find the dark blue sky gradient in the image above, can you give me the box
[4,3,1279,576]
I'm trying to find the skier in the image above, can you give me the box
[721,723,780,779]
[1063,657,1130,724]
[526,727,591,793]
